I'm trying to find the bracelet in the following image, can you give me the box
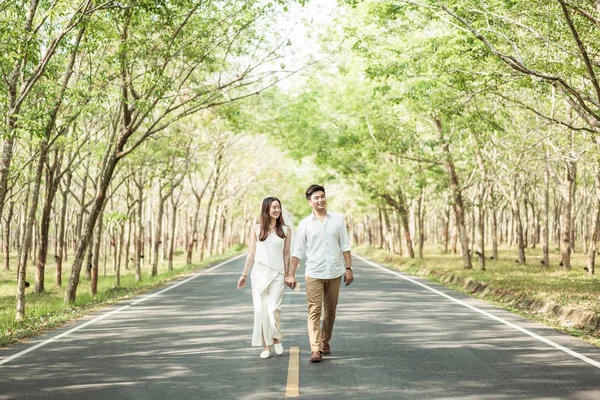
[345,267,352,270]
[241,274,248,277]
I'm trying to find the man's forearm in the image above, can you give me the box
[343,251,352,268]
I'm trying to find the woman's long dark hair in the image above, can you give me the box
[259,197,287,241]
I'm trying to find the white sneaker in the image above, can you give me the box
[260,350,271,359]
[274,343,283,355]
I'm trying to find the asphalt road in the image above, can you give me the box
[1,254,599,399]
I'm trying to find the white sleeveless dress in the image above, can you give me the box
[251,229,286,346]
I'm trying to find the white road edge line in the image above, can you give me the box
[0,253,246,367]
[354,253,600,369]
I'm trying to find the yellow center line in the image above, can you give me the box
[285,346,300,397]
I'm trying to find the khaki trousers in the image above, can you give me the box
[305,276,342,353]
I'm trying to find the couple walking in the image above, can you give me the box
[237,184,353,362]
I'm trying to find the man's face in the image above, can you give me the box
[308,191,326,212]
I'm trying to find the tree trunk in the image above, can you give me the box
[0,137,16,222]
[63,207,72,262]
[510,175,526,264]
[398,207,414,258]
[490,188,498,261]
[33,214,38,268]
[554,198,562,249]
[470,205,475,257]
[4,201,14,271]
[378,207,384,249]
[75,160,90,253]
[435,116,471,269]
[200,157,221,261]
[125,219,131,270]
[508,213,514,247]
[152,185,166,276]
[162,214,168,261]
[116,224,125,287]
[450,214,458,254]
[187,200,201,264]
[135,176,144,281]
[364,214,371,246]
[103,231,108,277]
[383,192,415,258]
[583,200,588,255]
[209,205,221,257]
[542,157,550,268]
[84,238,93,280]
[571,169,577,254]
[587,199,599,276]
[523,195,529,248]
[227,215,234,251]
[442,204,450,254]
[560,161,576,270]
[112,228,118,272]
[91,208,104,296]
[382,207,394,253]
[168,196,178,270]
[530,197,537,249]
[417,190,424,259]
[393,209,403,256]
[56,167,71,286]
[84,230,92,281]
[586,156,600,275]
[35,151,62,293]
[16,140,48,320]
[476,183,485,270]
[498,205,505,245]
[17,180,31,264]
[219,207,227,255]
[241,218,250,247]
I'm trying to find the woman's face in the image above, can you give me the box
[269,200,281,220]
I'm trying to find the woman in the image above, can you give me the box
[237,197,292,359]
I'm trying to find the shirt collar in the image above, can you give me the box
[311,210,330,220]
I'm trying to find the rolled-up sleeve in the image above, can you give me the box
[292,219,307,260]
[339,217,351,252]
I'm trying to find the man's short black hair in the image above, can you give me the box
[305,184,325,200]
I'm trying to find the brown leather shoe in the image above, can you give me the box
[309,351,322,363]
[322,342,331,354]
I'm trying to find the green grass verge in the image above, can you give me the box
[0,245,245,347]
[355,244,600,347]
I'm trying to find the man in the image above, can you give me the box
[286,184,353,363]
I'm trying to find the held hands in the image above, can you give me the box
[344,269,354,286]
[237,275,247,289]
[285,275,297,290]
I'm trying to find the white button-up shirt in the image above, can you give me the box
[292,211,351,279]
